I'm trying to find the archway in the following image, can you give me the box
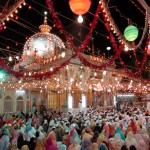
[3,96,12,113]
[16,96,24,112]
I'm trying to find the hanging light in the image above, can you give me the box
[103,70,106,75]
[106,46,111,50]
[27,51,31,55]
[124,25,139,41]
[66,65,69,69]
[80,74,83,78]
[69,0,91,15]
[69,0,91,23]
[50,67,53,71]
[44,11,47,15]
[9,56,12,61]
[16,56,19,60]
[61,51,66,58]
[94,72,97,76]
[77,15,83,23]
[147,44,150,55]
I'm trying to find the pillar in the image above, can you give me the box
[67,92,74,109]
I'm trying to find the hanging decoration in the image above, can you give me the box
[100,0,148,50]
[110,31,149,77]
[69,0,91,23]
[0,0,26,24]
[69,0,91,15]
[124,25,139,41]
[46,0,101,54]
[147,41,150,55]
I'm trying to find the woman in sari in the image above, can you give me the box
[80,138,91,150]
[113,133,124,150]
[90,143,99,150]
[35,139,45,150]
[141,126,150,146]
[136,140,149,150]
[114,126,125,141]
[67,128,81,147]
[68,138,81,150]
[125,131,137,149]
[47,131,57,147]
[45,136,58,150]
[91,131,99,143]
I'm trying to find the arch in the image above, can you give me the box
[4,96,12,112]
[17,96,24,112]
[17,96,23,101]
[4,96,11,101]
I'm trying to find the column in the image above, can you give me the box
[67,92,74,109]
[81,93,87,108]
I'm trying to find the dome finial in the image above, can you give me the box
[39,11,51,33]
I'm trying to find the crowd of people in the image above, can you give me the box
[0,104,149,150]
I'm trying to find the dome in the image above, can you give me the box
[23,32,65,58]
[22,16,65,59]
[14,16,65,71]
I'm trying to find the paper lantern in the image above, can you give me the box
[147,45,150,55]
[124,25,139,41]
[69,0,91,15]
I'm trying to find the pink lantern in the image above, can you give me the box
[147,46,150,55]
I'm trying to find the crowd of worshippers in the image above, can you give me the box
[0,105,149,150]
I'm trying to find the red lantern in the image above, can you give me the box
[69,0,91,15]
[147,45,150,55]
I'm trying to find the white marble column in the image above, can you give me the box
[67,92,74,109]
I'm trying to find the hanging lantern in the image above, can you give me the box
[147,44,150,55]
[69,0,91,15]
[124,25,139,41]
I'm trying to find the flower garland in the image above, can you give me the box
[46,0,101,53]
[99,2,149,79]
[0,53,77,79]
[109,32,149,77]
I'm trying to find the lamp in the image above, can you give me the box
[124,25,139,41]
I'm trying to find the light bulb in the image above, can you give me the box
[16,56,19,60]
[27,51,30,55]
[106,46,111,50]
[80,75,83,78]
[124,46,129,51]
[9,56,12,61]
[50,67,53,71]
[78,15,83,23]
[103,70,106,75]
[61,52,65,58]
[66,65,69,70]
[44,11,47,15]
[94,72,97,76]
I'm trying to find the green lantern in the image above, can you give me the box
[124,25,139,41]
[0,70,5,79]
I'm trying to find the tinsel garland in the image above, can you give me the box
[46,0,101,53]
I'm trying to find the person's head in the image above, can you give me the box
[21,145,29,150]
[129,145,136,150]
[36,131,39,138]
[121,145,128,150]
[85,127,91,133]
